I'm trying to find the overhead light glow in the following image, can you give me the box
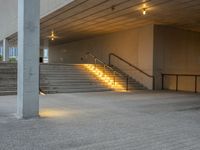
[47,30,59,41]
[143,8,147,15]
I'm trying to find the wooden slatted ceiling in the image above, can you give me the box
[8,0,200,45]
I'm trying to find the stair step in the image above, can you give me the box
[0,63,147,95]
[44,88,112,94]
[0,91,17,96]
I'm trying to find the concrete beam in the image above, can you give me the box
[17,0,40,119]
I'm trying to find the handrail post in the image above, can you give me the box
[176,75,179,91]
[86,55,89,64]
[161,74,164,90]
[126,76,129,91]
[195,76,197,93]
[113,71,116,86]
[103,64,106,75]
[94,58,97,69]
[109,54,111,66]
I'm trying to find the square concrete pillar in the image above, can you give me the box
[3,39,9,62]
[17,0,40,119]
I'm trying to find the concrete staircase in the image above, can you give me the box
[40,64,111,94]
[0,63,17,95]
[0,63,147,95]
[109,65,148,91]
[92,64,147,91]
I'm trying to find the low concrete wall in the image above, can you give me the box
[49,25,200,91]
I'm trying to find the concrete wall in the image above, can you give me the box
[49,25,154,89]
[49,25,200,91]
[0,0,73,40]
[154,25,200,92]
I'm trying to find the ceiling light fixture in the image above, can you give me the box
[143,8,147,15]
[47,30,60,41]
[51,30,55,41]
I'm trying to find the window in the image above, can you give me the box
[0,47,3,56]
[9,47,18,59]
[43,48,48,63]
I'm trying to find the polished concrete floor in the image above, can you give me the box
[0,91,200,150]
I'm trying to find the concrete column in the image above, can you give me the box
[3,39,9,62]
[17,0,40,119]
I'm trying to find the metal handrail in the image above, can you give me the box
[162,73,200,93]
[162,73,200,77]
[87,53,114,71]
[84,52,130,91]
[109,53,155,90]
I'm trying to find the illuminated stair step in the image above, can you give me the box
[0,63,147,95]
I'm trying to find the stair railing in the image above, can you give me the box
[109,53,155,90]
[162,73,200,93]
[84,52,130,91]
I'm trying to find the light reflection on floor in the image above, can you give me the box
[39,108,78,118]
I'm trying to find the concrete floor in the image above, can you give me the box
[0,91,200,150]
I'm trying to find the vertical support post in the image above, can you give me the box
[85,55,89,64]
[161,74,164,90]
[108,54,111,66]
[195,76,197,93]
[126,76,129,91]
[152,76,155,90]
[3,39,9,62]
[94,58,97,69]
[176,75,179,91]
[17,0,40,119]
[103,64,106,74]
[113,71,116,86]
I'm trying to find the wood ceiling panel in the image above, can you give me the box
[41,0,109,29]
[9,0,200,45]
[41,0,169,38]
[55,18,153,40]
[41,0,163,38]
[41,0,143,36]
[40,0,89,23]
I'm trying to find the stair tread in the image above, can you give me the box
[0,63,147,95]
